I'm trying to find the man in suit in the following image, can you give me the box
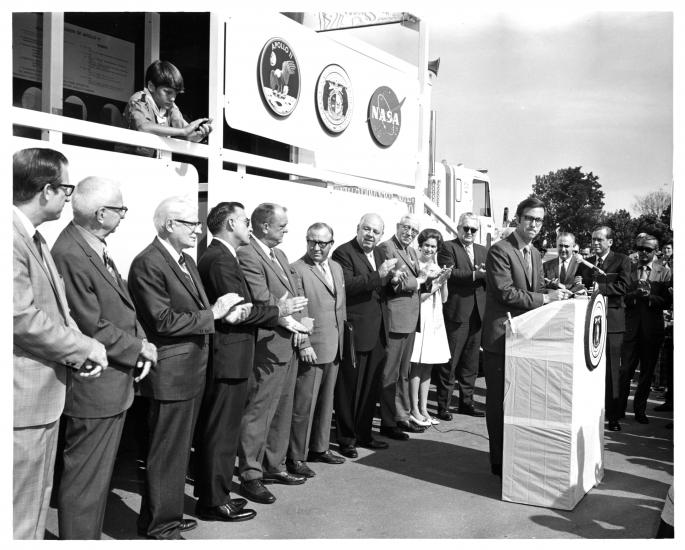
[194,201,307,521]
[578,226,631,432]
[13,148,108,539]
[331,213,397,458]
[128,196,247,539]
[377,214,427,439]
[543,232,581,290]
[481,197,571,476]
[51,177,157,539]
[619,234,672,424]
[287,223,348,477]
[435,212,487,420]
[236,203,313,505]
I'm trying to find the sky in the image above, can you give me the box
[341,6,675,224]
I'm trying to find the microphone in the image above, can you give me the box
[574,254,606,276]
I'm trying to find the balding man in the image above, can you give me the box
[377,214,427,438]
[13,149,107,539]
[128,196,246,539]
[543,232,580,290]
[331,214,397,457]
[51,177,157,539]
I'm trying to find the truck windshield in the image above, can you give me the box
[472,179,491,217]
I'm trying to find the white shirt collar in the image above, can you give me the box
[253,236,273,256]
[13,205,36,238]
[512,231,530,252]
[212,236,237,258]
[156,235,185,261]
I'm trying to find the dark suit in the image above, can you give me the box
[377,235,421,427]
[436,238,486,412]
[194,239,279,507]
[481,233,546,467]
[236,237,309,481]
[289,256,346,459]
[543,256,580,289]
[52,223,146,539]
[578,251,631,422]
[13,213,93,539]
[128,238,215,539]
[619,261,672,416]
[331,238,386,446]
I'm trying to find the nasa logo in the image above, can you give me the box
[316,64,353,134]
[584,289,607,371]
[258,38,300,117]
[367,86,403,147]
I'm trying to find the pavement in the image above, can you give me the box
[44,378,673,541]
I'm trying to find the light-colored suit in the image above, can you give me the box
[13,212,93,539]
[289,256,346,458]
[377,235,422,427]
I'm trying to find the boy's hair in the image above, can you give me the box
[145,60,185,92]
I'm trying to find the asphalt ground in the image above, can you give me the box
[43,377,674,542]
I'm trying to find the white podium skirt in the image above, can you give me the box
[502,299,606,510]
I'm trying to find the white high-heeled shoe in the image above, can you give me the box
[422,412,440,425]
[410,414,431,427]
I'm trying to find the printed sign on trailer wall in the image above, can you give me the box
[258,37,300,117]
[315,64,353,134]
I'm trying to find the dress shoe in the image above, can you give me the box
[379,426,410,440]
[338,445,358,458]
[654,403,673,412]
[410,413,431,427]
[307,449,346,464]
[421,411,440,425]
[458,405,485,418]
[180,519,197,532]
[263,471,306,485]
[491,463,502,477]
[436,410,453,421]
[229,497,247,511]
[196,502,256,522]
[634,413,649,424]
[357,438,389,450]
[239,479,276,504]
[396,420,425,433]
[607,420,621,431]
[286,460,316,478]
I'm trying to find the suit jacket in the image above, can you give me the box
[127,238,215,400]
[13,212,92,427]
[237,236,310,364]
[624,261,672,337]
[331,238,385,353]
[481,233,545,354]
[197,239,280,379]
[377,235,421,334]
[291,256,346,364]
[543,255,580,289]
[577,250,631,333]
[52,223,146,418]
[438,238,486,323]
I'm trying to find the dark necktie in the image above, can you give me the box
[523,247,532,278]
[559,261,567,282]
[178,254,199,295]
[596,257,604,271]
[33,230,44,260]
[102,246,119,280]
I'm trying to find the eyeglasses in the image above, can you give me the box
[173,219,202,231]
[461,226,478,234]
[52,184,75,197]
[307,239,334,248]
[522,215,544,226]
[399,224,419,235]
[636,246,656,253]
[102,205,129,218]
[558,244,571,248]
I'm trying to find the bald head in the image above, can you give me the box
[356,213,384,252]
[72,176,125,237]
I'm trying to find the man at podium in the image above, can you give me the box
[481,197,571,477]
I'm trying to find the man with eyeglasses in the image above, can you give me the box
[128,196,247,539]
[577,226,631,432]
[436,212,487,420]
[13,148,108,539]
[481,197,571,477]
[377,213,428,438]
[543,232,581,290]
[287,223,348,476]
[51,176,157,539]
[618,234,671,424]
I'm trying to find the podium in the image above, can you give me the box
[502,296,606,510]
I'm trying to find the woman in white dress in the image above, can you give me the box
[409,229,451,426]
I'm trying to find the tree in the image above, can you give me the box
[532,167,605,249]
[599,209,637,255]
[632,189,671,218]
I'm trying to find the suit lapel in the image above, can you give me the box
[392,235,418,275]
[215,241,252,299]
[456,240,474,270]
[352,239,375,272]
[307,259,335,296]
[507,234,531,286]
[152,239,206,308]
[251,238,295,294]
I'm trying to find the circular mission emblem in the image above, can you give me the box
[315,64,353,134]
[584,289,607,371]
[367,86,402,147]
[258,38,300,117]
